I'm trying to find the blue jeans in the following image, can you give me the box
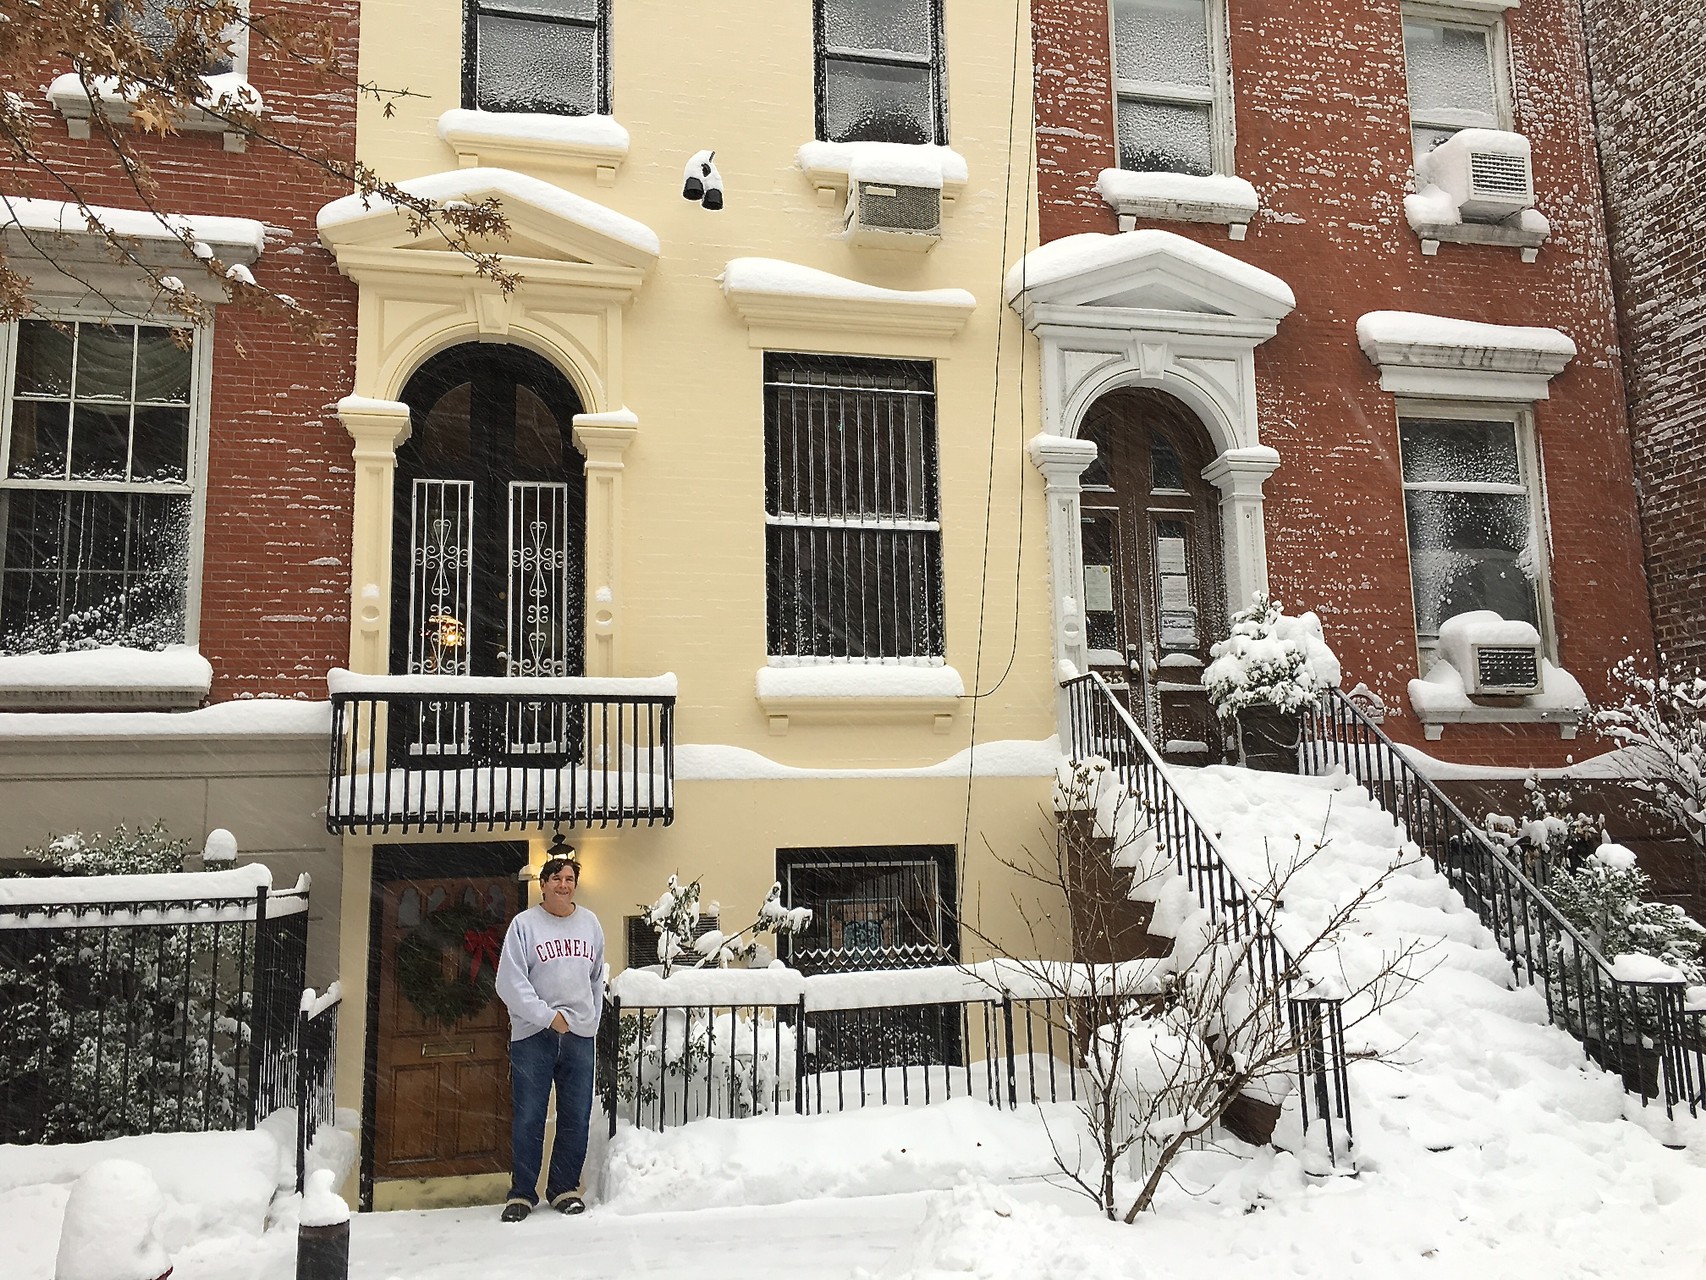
[508,1028,595,1205]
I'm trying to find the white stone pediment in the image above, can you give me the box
[1005,229,1294,327]
[317,167,659,276]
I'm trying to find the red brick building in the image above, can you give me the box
[1582,0,1706,671]
[0,4,358,955]
[1022,0,1655,766]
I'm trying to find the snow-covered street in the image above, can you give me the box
[8,768,1705,1280]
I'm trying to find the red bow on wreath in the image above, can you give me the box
[462,925,502,983]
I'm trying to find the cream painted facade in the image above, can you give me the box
[325,0,1071,1207]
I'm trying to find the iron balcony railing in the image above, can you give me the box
[326,670,676,834]
[1302,686,1706,1119]
[1061,673,1354,1161]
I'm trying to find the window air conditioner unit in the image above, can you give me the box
[1425,129,1535,223]
[845,180,942,251]
[1467,643,1543,696]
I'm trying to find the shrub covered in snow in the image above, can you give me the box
[1202,593,1341,719]
[1546,844,1704,985]
[639,874,812,976]
[1593,658,1706,893]
[1480,775,1603,883]
[1,825,250,1143]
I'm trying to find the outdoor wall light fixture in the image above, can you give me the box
[682,149,724,210]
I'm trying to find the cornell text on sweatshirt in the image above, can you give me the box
[495,903,606,1040]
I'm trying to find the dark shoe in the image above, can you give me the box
[501,1200,532,1223]
[550,1193,585,1215]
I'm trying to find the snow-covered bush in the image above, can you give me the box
[1203,593,1341,719]
[639,874,812,976]
[0,825,251,1143]
[1593,659,1706,890]
[1546,844,1704,985]
[615,1006,799,1120]
[1481,775,1603,883]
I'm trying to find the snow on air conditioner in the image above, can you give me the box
[1437,611,1545,697]
[845,180,943,252]
[1423,129,1535,224]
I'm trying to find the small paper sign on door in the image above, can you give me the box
[1083,564,1115,613]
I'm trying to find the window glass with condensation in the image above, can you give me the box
[817,0,946,145]
[1110,0,1230,176]
[1402,8,1508,164]
[0,320,199,654]
[1399,412,1546,649]
[469,0,609,115]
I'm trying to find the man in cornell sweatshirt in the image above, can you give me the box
[494,852,605,1221]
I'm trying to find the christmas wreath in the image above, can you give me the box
[397,902,505,1029]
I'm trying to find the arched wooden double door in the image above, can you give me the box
[391,345,587,762]
[1078,389,1227,763]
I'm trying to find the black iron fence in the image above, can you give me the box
[1303,686,1706,1119]
[598,991,1092,1134]
[327,672,676,834]
[294,985,343,1195]
[0,871,310,1145]
[1061,672,1355,1160]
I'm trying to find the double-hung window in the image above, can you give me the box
[764,354,944,662]
[1401,7,1508,165]
[107,0,240,74]
[465,0,610,115]
[815,0,946,146]
[1399,408,1547,651]
[1110,0,1230,176]
[0,320,202,654]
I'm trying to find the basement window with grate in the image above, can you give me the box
[763,353,944,665]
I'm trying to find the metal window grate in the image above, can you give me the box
[764,355,944,661]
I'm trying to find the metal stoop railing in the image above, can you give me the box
[1302,686,1706,1119]
[1062,673,1354,1162]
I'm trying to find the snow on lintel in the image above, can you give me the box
[1358,310,1574,399]
[756,663,965,701]
[315,167,660,259]
[1003,229,1295,316]
[795,141,969,195]
[722,258,976,352]
[0,195,266,263]
[1096,170,1259,239]
[437,109,630,183]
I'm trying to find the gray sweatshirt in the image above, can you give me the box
[495,903,606,1040]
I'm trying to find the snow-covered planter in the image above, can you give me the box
[1203,594,1340,772]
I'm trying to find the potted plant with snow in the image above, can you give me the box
[1203,593,1341,773]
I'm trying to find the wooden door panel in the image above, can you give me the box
[374,874,519,1181]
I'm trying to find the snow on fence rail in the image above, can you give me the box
[1303,686,1706,1121]
[0,870,313,1145]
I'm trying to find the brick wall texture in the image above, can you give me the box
[1582,0,1706,670]
[1,2,359,702]
[1033,0,1658,766]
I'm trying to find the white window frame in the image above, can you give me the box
[0,307,215,656]
[1400,2,1515,167]
[1396,399,1554,671]
[1107,0,1236,176]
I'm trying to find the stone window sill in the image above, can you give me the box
[47,72,262,153]
[1097,170,1259,240]
[756,664,963,736]
[436,109,630,185]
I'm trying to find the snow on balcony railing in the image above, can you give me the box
[326,670,676,833]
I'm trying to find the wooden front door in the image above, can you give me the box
[372,872,522,1181]
[1079,389,1227,763]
